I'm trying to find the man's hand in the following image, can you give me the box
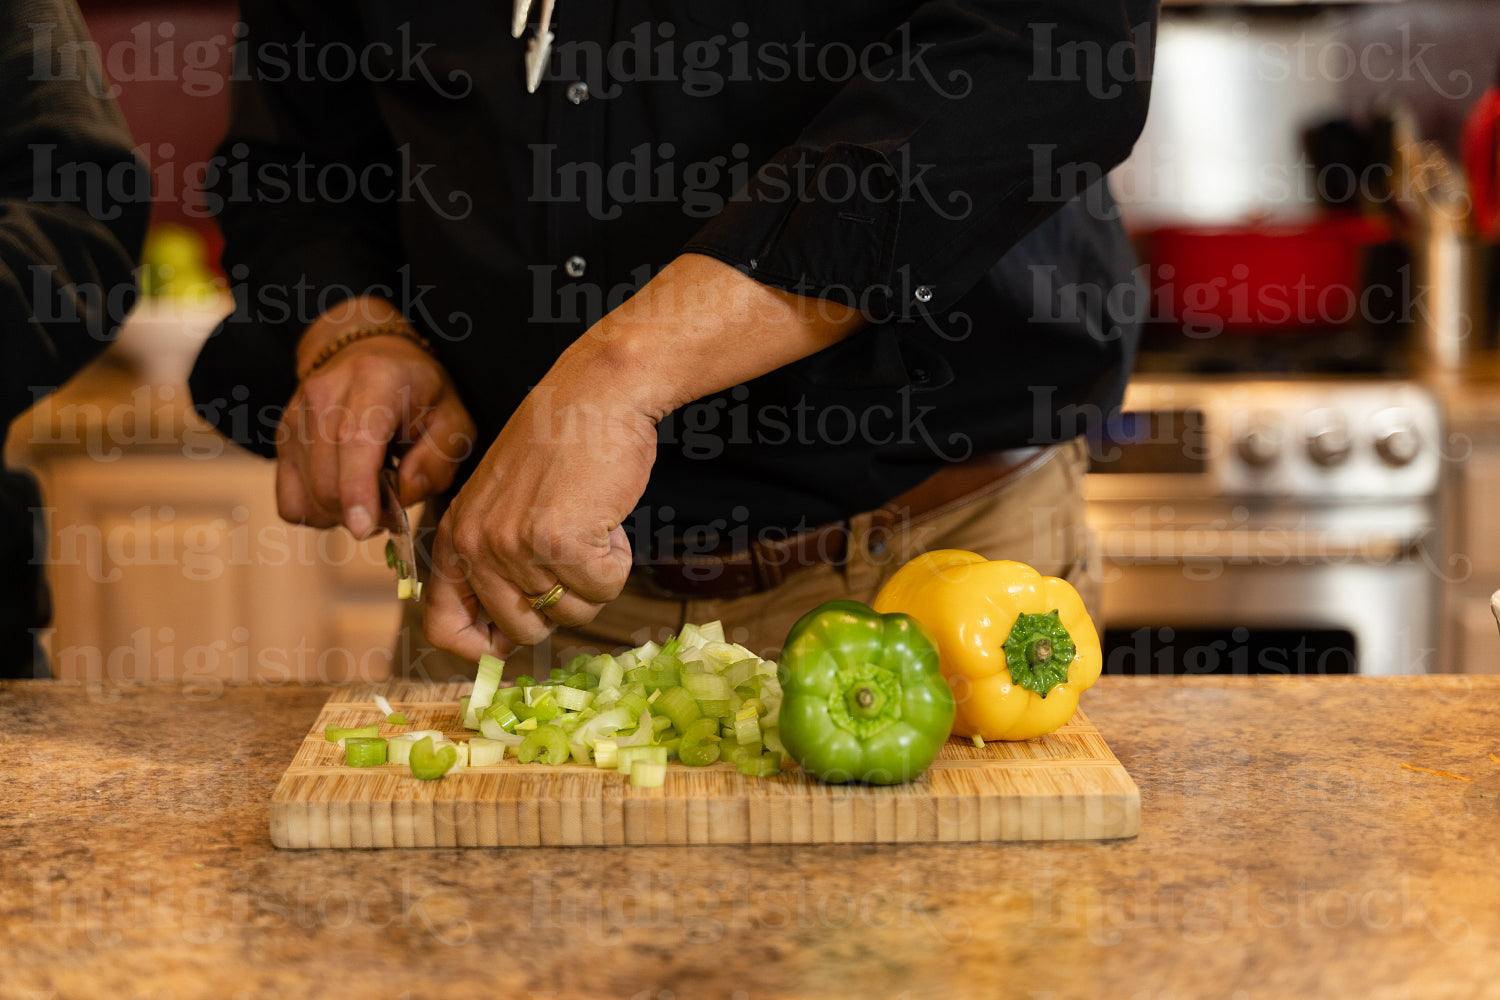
[423,255,864,659]
[422,353,653,660]
[276,297,476,537]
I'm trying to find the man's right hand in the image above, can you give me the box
[276,297,476,537]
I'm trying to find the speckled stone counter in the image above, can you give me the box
[3,676,1497,1000]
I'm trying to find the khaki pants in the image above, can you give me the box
[395,438,1095,681]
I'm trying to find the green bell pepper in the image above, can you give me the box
[777,600,955,785]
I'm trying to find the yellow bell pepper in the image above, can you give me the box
[872,549,1101,741]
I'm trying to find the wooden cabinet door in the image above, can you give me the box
[36,454,400,685]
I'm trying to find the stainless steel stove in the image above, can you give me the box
[1084,377,1445,675]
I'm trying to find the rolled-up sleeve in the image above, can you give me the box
[682,0,1157,319]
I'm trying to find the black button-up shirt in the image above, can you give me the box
[191,0,1157,539]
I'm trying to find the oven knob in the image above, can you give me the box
[1375,425,1420,466]
[1306,423,1352,467]
[1237,424,1281,467]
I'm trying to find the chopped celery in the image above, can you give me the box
[660,737,682,760]
[596,655,624,690]
[516,724,568,765]
[762,726,787,761]
[617,744,668,776]
[697,621,726,643]
[514,675,536,688]
[682,672,730,702]
[723,658,758,690]
[654,686,701,734]
[386,730,443,766]
[678,717,722,767]
[698,699,731,719]
[479,717,527,743]
[325,723,379,743]
[468,738,508,766]
[484,700,519,732]
[594,739,620,769]
[492,686,525,708]
[569,742,592,766]
[343,737,387,767]
[630,760,667,788]
[737,753,781,778]
[553,685,593,712]
[515,717,539,732]
[409,736,457,780]
[616,691,650,720]
[726,741,763,766]
[635,640,662,662]
[972,734,986,749]
[650,715,673,735]
[386,713,408,725]
[733,707,762,747]
[563,653,591,674]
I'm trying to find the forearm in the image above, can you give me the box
[556,254,865,422]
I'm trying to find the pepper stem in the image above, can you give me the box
[845,681,888,720]
[1001,610,1077,698]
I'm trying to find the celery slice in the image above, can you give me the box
[343,737,387,767]
[484,701,519,732]
[594,739,620,769]
[386,730,444,766]
[409,736,457,780]
[553,685,593,712]
[733,708,761,747]
[468,737,508,766]
[654,686,701,734]
[478,718,526,743]
[682,672,730,702]
[617,744,668,776]
[678,717,722,767]
[737,752,781,778]
[325,723,379,743]
[386,713,408,725]
[630,760,667,788]
[374,694,395,717]
[516,724,568,765]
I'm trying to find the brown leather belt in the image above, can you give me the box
[635,445,1052,600]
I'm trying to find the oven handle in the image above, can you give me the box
[1100,529,1427,564]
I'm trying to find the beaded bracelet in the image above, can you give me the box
[298,320,435,380]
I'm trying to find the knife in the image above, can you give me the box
[380,458,421,602]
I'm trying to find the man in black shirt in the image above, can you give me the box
[1,0,150,678]
[190,2,1157,668]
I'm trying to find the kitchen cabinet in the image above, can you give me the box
[3,300,401,683]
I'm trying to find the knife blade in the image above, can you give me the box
[380,459,421,602]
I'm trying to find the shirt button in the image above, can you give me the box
[914,285,934,303]
[564,255,587,278]
[565,81,589,104]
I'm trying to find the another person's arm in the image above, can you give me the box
[424,0,1158,658]
[0,0,150,420]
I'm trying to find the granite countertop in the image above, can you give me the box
[3,676,1497,1000]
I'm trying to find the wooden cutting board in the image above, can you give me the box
[270,682,1139,848]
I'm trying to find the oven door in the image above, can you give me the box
[1089,503,1441,676]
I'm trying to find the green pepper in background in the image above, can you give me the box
[778,601,955,785]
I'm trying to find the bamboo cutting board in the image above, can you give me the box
[270,682,1139,848]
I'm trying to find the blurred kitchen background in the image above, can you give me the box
[8,0,1500,684]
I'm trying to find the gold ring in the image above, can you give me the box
[529,582,567,612]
